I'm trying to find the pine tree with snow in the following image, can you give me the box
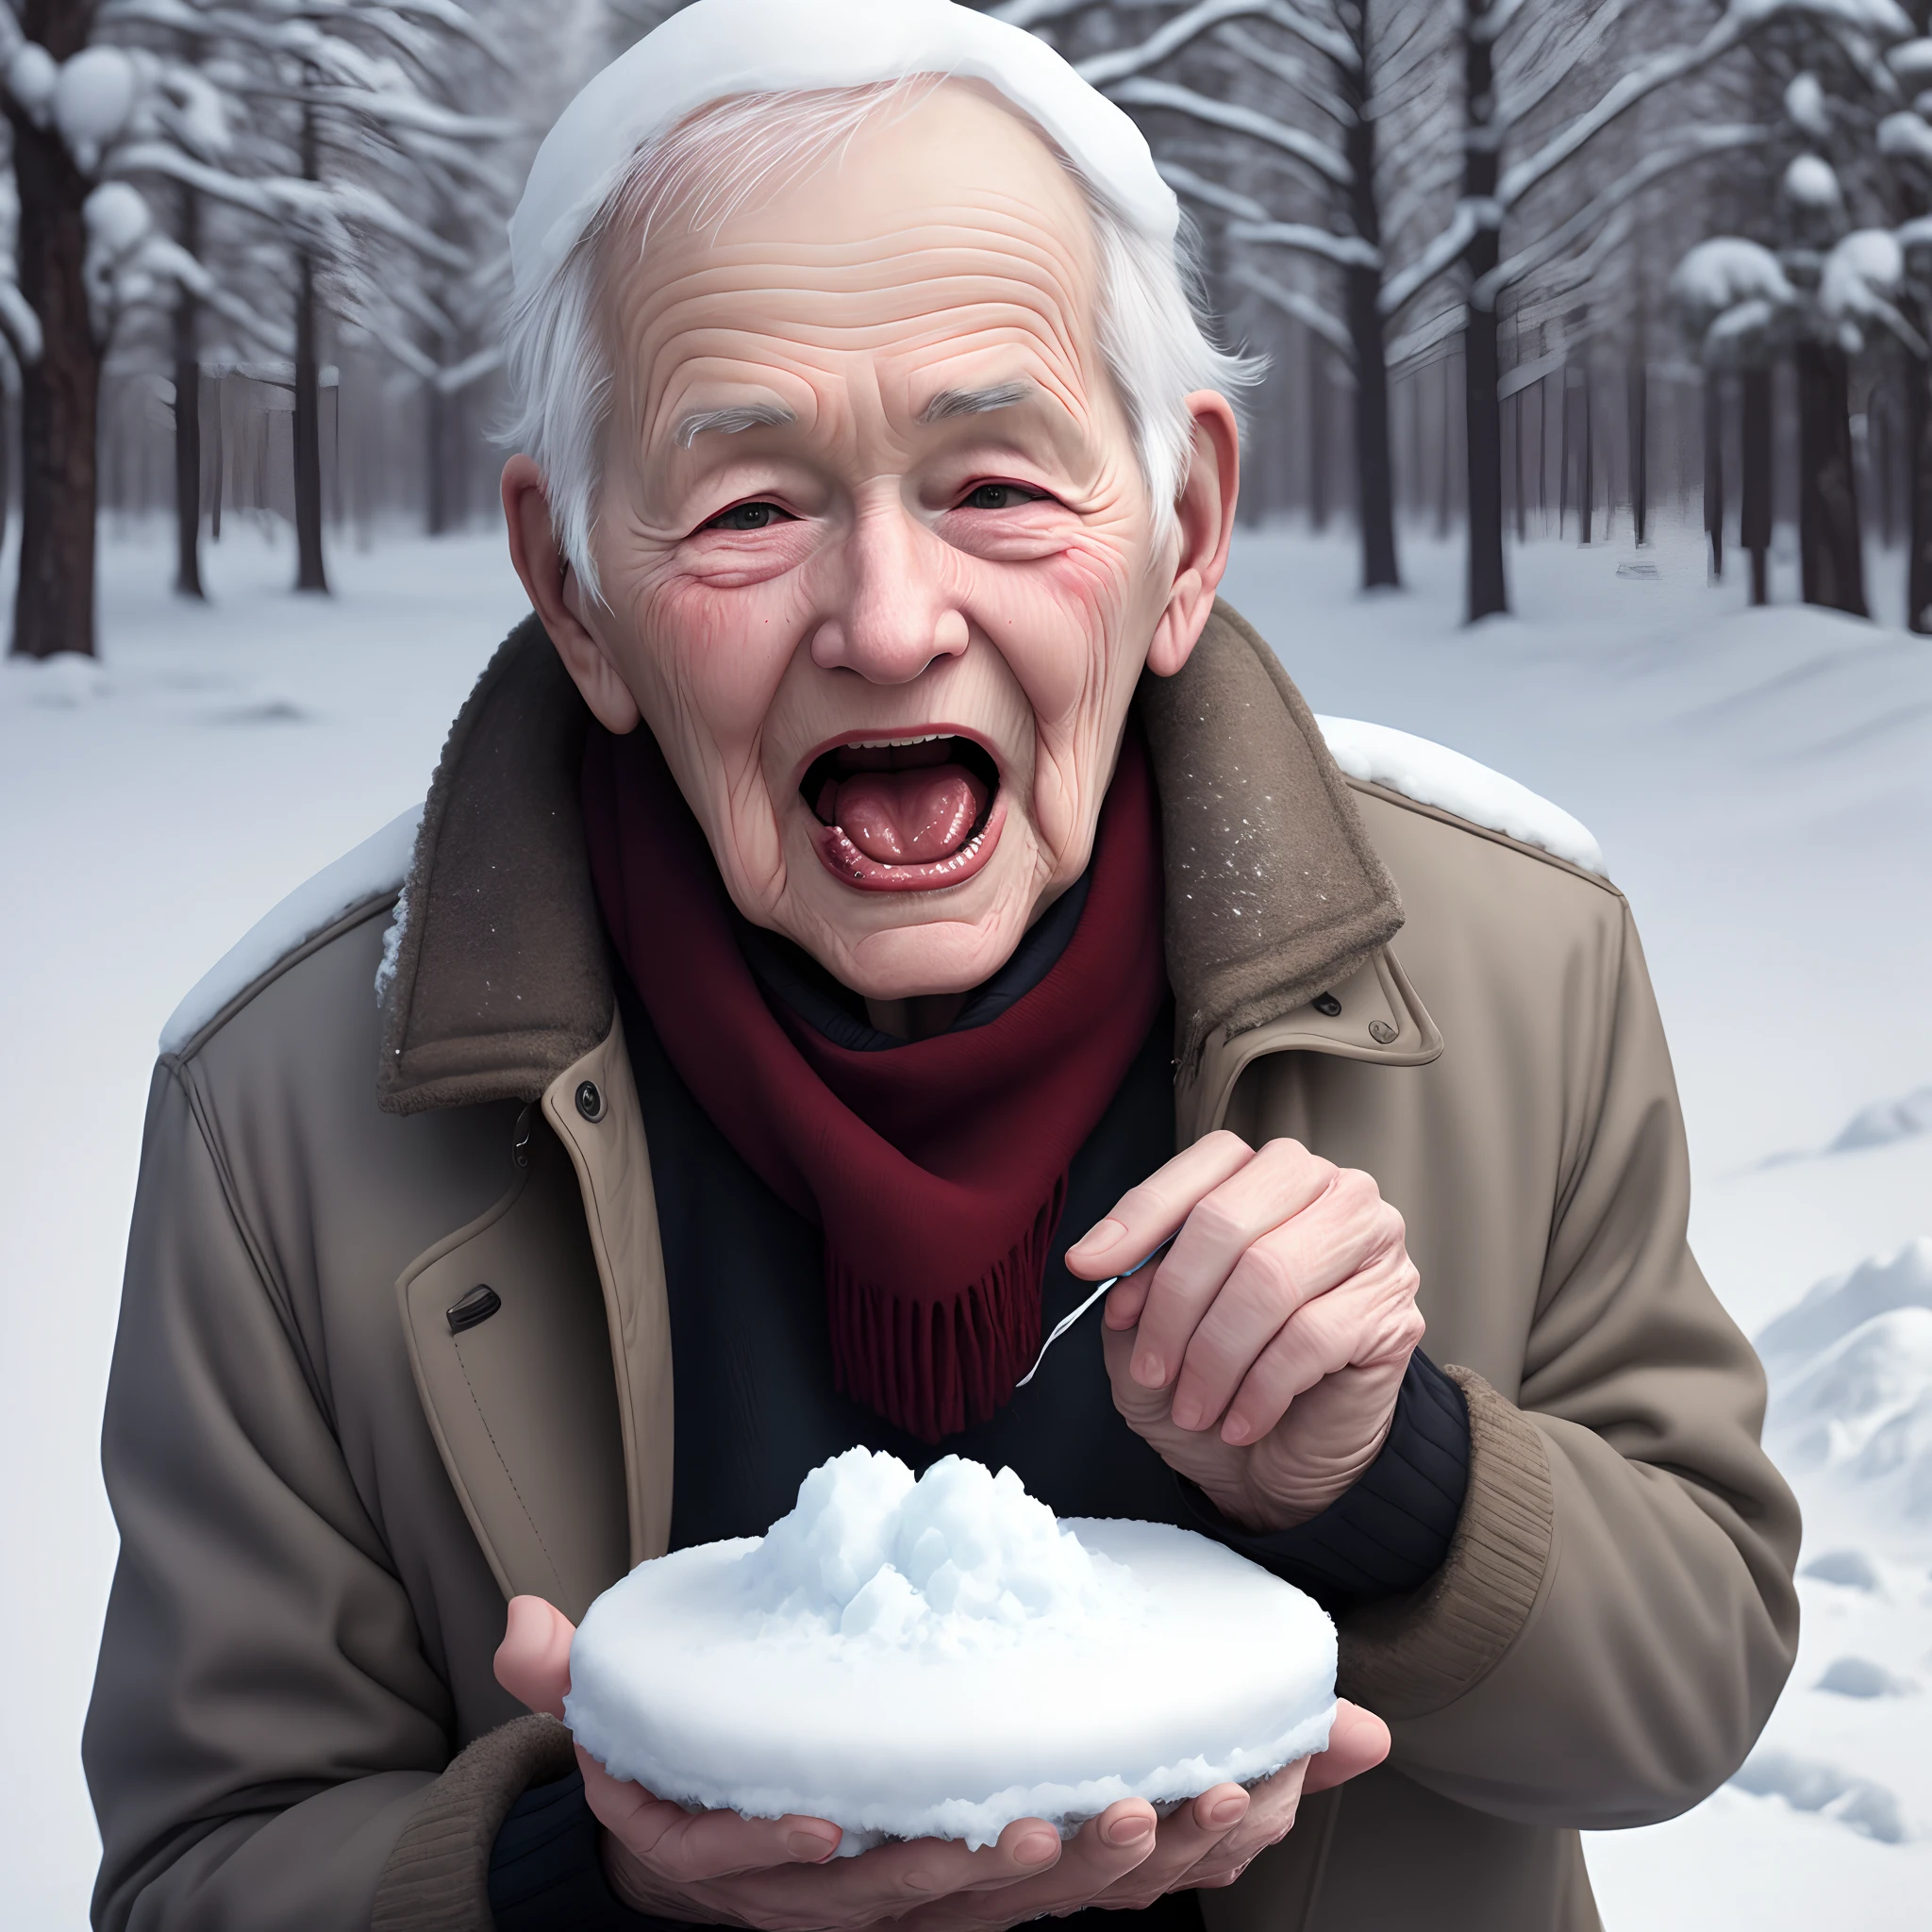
[1672,11,1932,623]
[108,2,514,591]
[0,0,513,647]
[1354,0,1915,623]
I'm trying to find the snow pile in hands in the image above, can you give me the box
[743,1452,1113,1647]
[565,1448,1337,1853]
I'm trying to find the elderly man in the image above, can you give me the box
[84,4,1798,1929]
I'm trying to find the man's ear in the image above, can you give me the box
[501,454,641,733]
[1145,391,1240,680]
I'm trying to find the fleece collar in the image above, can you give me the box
[375,600,1404,1116]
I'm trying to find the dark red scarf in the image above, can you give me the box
[581,721,1166,1443]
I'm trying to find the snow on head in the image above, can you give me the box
[509,0,1176,293]
[566,1451,1337,1852]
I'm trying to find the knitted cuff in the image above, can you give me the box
[1177,1350,1471,1607]
[1335,1367,1556,1722]
[371,1713,577,1932]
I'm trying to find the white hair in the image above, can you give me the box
[502,79,1260,606]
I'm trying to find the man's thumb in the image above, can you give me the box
[1303,1699,1391,1793]
[494,1594,576,1720]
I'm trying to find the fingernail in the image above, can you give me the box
[1105,1813,1155,1847]
[1209,1796,1248,1827]
[1222,1413,1252,1443]
[1173,1397,1201,1430]
[1016,1830,1060,1867]
[788,1830,837,1861]
[1134,1351,1165,1387]
[1071,1216,1126,1257]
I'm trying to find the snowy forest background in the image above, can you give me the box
[16,0,1932,648]
[3,2,1931,1928]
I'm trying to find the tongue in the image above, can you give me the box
[825,764,990,864]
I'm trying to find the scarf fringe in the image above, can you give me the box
[825,1181,1066,1443]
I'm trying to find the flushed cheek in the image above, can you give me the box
[969,545,1127,724]
[975,548,1135,851]
[631,574,810,747]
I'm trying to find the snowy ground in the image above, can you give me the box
[2,511,1926,1924]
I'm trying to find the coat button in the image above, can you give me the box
[447,1284,502,1335]
[1370,1020,1398,1044]
[1312,991,1342,1017]
[575,1080,605,1122]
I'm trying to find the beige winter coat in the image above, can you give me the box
[84,603,1800,1932]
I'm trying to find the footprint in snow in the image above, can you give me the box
[1803,1548,1882,1591]
[1816,1656,1917,1698]
[1730,1750,1907,1842]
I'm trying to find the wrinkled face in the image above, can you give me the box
[575,84,1187,998]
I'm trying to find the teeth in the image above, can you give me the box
[847,733,947,749]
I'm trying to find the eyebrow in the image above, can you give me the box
[674,402,796,449]
[920,381,1034,425]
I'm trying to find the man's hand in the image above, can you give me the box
[1065,1132,1424,1535]
[494,1595,1390,1929]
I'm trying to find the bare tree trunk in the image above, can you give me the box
[1559,369,1573,537]
[1341,42,1397,589]
[1436,359,1451,539]
[425,377,448,536]
[1580,369,1594,544]
[1629,356,1649,546]
[1795,338,1866,616]
[1512,388,1525,542]
[1704,371,1724,579]
[1741,364,1772,604]
[292,247,327,591]
[1537,375,1548,530]
[0,380,12,547]
[1906,352,1932,632]
[1460,0,1507,619]
[1874,380,1894,548]
[174,187,205,599]
[1307,334,1329,533]
[292,89,327,592]
[7,4,103,658]
[210,371,225,541]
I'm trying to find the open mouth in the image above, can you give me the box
[801,733,1005,891]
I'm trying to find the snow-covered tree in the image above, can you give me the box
[993,0,1457,592]
[1671,12,1932,623]
[108,1,514,591]
[0,4,279,647]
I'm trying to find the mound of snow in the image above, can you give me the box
[566,1449,1336,1853]
[1765,1307,1932,1514]
[1801,1547,1883,1591]
[1815,1656,1916,1699]
[1730,1749,1906,1844]
[1826,1087,1932,1154]
[1757,1239,1932,1371]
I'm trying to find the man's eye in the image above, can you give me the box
[959,482,1047,510]
[703,501,791,531]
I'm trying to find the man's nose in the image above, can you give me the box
[810,502,969,682]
